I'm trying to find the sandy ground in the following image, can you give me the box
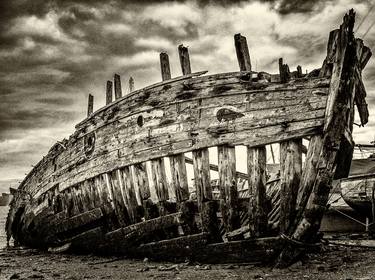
[1,245,375,280]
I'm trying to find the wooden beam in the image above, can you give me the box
[178,44,191,75]
[129,77,134,93]
[247,146,268,237]
[234,33,251,72]
[319,29,339,77]
[170,154,189,202]
[114,73,122,100]
[106,81,113,105]
[151,158,169,215]
[87,94,94,117]
[160,52,171,81]
[193,148,219,240]
[218,145,240,232]
[279,139,302,234]
[279,58,290,83]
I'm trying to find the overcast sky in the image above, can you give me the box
[0,0,374,181]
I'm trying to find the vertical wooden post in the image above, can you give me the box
[106,81,113,105]
[279,140,302,234]
[119,167,140,224]
[234,32,268,237]
[178,44,191,75]
[279,58,290,83]
[247,146,268,237]
[133,162,154,220]
[129,77,134,93]
[234,33,251,72]
[218,145,240,232]
[114,74,122,100]
[192,148,219,241]
[87,94,94,117]
[160,52,171,81]
[297,66,302,78]
[170,154,189,202]
[151,158,169,215]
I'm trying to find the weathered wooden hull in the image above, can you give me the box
[6,10,372,267]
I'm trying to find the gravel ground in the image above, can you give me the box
[0,245,375,280]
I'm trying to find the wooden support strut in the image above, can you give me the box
[192,148,220,241]
[87,94,94,117]
[106,81,113,105]
[151,158,169,216]
[234,33,268,237]
[279,140,302,234]
[114,74,122,100]
[178,44,191,75]
[277,9,360,267]
[218,145,240,232]
[129,77,134,93]
[160,52,172,81]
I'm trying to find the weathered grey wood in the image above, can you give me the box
[218,145,240,232]
[193,148,219,239]
[160,52,171,81]
[151,158,169,215]
[106,81,113,105]
[247,146,268,237]
[279,139,302,234]
[169,154,189,202]
[87,94,94,117]
[133,163,151,200]
[279,58,290,83]
[178,44,191,75]
[297,66,302,78]
[277,9,359,267]
[129,77,134,93]
[118,168,139,224]
[109,170,129,227]
[114,74,122,100]
[234,33,251,72]
[319,29,339,77]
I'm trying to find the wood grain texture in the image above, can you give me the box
[178,45,191,75]
[114,74,122,100]
[169,154,189,202]
[106,81,113,105]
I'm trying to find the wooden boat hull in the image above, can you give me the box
[341,173,375,218]
[6,10,372,267]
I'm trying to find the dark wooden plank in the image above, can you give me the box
[87,94,94,117]
[234,33,251,72]
[129,77,134,93]
[169,154,189,202]
[151,158,169,215]
[114,73,122,100]
[192,148,219,240]
[319,29,339,77]
[247,146,268,237]
[119,167,140,223]
[279,139,302,234]
[160,52,171,81]
[106,80,113,105]
[218,145,240,232]
[178,44,191,75]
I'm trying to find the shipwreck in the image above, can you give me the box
[6,10,373,267]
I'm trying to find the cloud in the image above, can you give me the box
[0,0,374,180]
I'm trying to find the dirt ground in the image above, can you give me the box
[0,245,375,280]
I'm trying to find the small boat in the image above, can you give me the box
[340,155,375,218]
[6,10,372,267]
[0,193,11,206]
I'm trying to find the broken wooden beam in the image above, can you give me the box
[129,77,134,93]
[178,44,191,75]
[114,73,122,100]
[218,145,240,232]
[106,81,113,105]
[87,94,94,117]
[234,33,251,72]
[247,146,268,237]
[279,139,302,234]
[160,52,172,81]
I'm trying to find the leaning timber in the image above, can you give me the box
[6,10,372,267]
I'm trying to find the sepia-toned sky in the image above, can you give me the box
[0,0,374,181]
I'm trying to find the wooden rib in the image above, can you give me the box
[169,154,189,202]
[151,158,169,215]
[119,167,139,223]
[218,145,240,232]
[129,77,134,93]
[319,29,339,78]
[234,34,251,72]
[106,81,113,105]
[247,146,268,237]
[160,52,172,81]
[87,94,94,117]
[178,44,191,75]
[133,162,151,200]
[109,170,129,227]
[192,148,219,240]
[279,139,302,234]
[114,74,122,100]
